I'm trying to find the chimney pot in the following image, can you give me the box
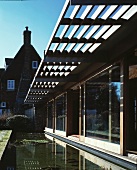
[23,26,31,45]
[26,26,28,31]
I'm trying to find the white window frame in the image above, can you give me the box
[32,61,38,69]
[7,80,15,90]
[1,102,6,107]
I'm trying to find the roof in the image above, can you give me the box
[5,58,14,66]
[0,68,5,77]
[25,0,137,103]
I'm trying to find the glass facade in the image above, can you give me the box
[47,101,54,129]
[56,94,66,131]
[85,64,120,144]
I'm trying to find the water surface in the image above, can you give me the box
[0,133,127,170]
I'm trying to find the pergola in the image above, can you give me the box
[24,0,137,104]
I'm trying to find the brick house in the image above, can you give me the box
[0,27,41,115]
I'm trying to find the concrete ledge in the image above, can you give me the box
[44,131,137,170]
[0,130,12,160]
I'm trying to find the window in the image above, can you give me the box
[85,64,120,144]
[32,61,38,69]
[47,101,54,129]
[56,94,66,131]
[7,80,15,90]
[1,102,6,107]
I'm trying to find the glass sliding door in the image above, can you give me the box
[85,64,120,144]
[56,94,66,131]
[47,101,54,129]
[128,64,137,150]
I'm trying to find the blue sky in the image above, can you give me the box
[0,0,65,68]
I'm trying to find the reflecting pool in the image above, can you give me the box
[0,133,127,170]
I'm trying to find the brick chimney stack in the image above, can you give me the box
[23,26,31,45]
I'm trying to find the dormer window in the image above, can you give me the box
[32,61,38,69]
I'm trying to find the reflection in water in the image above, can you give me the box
[0,133,126,170]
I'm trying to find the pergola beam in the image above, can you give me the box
[45,50,109,63]
[42,61,79,66]
[27,95,48,98]
[35,74,78,82]
[60,18,126,25]
[52,37,104,43]
[30,88,59,92]
[44,54,84,63]
[71,0,137,5]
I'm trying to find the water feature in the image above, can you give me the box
[0,133,128,170]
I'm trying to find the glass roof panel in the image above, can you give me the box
[102,25,121,39]
[58,65,64,70]
[93,25,110,39]
[75,25,90,39]
[89,43,101,53]
[110,5,130,19]
[68,25,79,39]
[57,43,67,52]
[59,72,64,76]
[55,25,65,37]
[70,5,80,19]
[70,66,77,71]
[74,26,84,38]
[99,5,118,19]
[45,72,49,76]
[73,43,84,52]
[80,5,92,19]
[54,72,59,76]
[50,72,54,76]
[65,43,76,52]
[121,5,137,20]
[47,65,53,71]
[88,5,105,19]
[64,72,70,76]
[65,25,75,38]
[64,66,71,71]
[76,6,87,18]
[84,25,100,39]
[64,6,77,18]
[49,43,59,52]
[53,66,58,70]
[81,43,93,53]
[60,25,69,39]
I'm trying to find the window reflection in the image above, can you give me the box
[47,101,54,129]
[56,94,66,131]
[85,65,120,144]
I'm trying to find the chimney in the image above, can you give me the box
[23,26,31,45]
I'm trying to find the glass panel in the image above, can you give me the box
[47,101,54,129]
[85,64,120,144]
[128,64,137,150]
[7,80,15,90]
[56,94,66,131]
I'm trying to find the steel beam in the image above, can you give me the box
[52,37,104,44]
[60,18,126,25]
[71,0,137,5]
[35,74,78,82]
